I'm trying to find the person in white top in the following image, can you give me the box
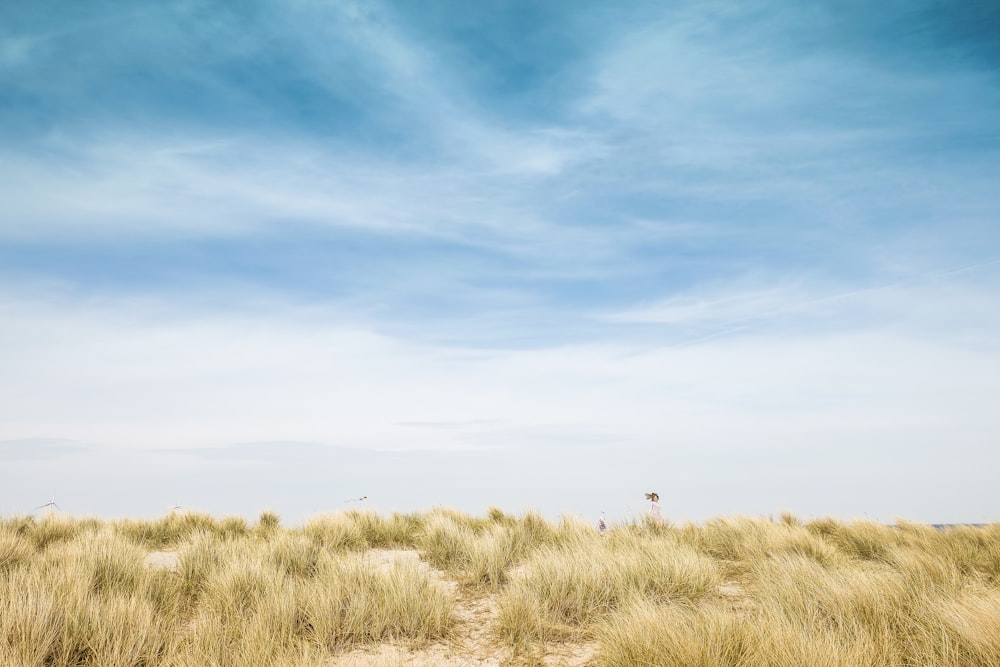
[645,492,663,525]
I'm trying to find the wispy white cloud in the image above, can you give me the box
[606,263,1000,347]
[0,127,597,241]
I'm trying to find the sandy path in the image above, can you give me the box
[333,549,503,666]
[333,550,596,667]
[144,548,596,666]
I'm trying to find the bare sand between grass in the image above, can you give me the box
[145,550,180,571]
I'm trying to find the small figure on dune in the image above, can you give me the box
[597,512,607,535]
[645,492,663,525]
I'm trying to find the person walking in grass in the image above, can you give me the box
[645,492,663,525]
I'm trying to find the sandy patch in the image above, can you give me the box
[145,550,180,571]
[363,549,439,575]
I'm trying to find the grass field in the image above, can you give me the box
[1,509,998,666]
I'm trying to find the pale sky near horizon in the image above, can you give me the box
[2,1,998,525]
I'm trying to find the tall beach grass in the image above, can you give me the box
[1,510,997,666]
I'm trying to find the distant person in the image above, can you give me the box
[645,492,663,525]
[597,512,607,535]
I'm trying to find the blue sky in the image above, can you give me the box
[1,1,998,524]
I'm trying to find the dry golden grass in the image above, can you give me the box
[0,511,997,666]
